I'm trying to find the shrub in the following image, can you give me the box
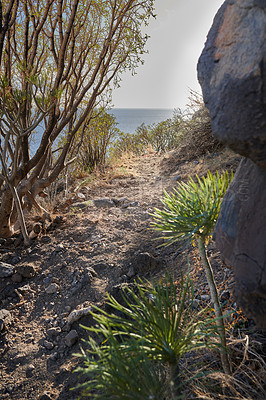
[151,171,233,375]
[75,275,219,399]
[65,108,122,175]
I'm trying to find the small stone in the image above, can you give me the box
[82,272,92,284]
[47,327,61,337]
[201,295,210,301]
[0,309,12,331]
[16,264,36,278]
[29,231,38,240]
[67,306,92,325]
[11,255,21,264]
[26,364,35,377]
[65,306,71,313]
[0,262,14,278]
[45,283,59,294]
[12,273,23,283]
[77,192,86,200]
[44,276,52,285]
[93,198,115,208]
[65,330,78,347]
[129,201,139,207]
[43,340,54,350]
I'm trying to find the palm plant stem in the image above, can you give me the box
[169,361,181,398]
[197,237,231,375]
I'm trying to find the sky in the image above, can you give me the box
[112,0,225,110]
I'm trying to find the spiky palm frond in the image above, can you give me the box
[75,337,171,400]
[151,171,232,245]
[75,276,220,399]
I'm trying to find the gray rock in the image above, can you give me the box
[129,201,139,207]
[26,364,35,377]
[0,262,14,278]
[47,327,61,337]
[77,192,86,200]
[67,306,92,325]
[11,273,23,283]
[43,340,54,350]
[65,330,78,347]
[197,0,266,329]
[45,283,60,294]
[215,158,266,329]
[82,271,93,284]
[11,255,20,264]
[197,0,266,166]
[0,309,12,331]
[16,264,36,278]
[94,198,115,208]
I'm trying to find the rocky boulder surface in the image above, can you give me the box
[198,0,266,166]
[198,0,266,328]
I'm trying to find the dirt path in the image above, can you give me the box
[0,150,243,400]
[0,153,185,400]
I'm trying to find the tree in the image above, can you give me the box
[0,0,155,240]
[67,108,122,175]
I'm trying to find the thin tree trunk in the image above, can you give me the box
[198,237,231,375]
[0,187,14,237]
[0,153,30,245]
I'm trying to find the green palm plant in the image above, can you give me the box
[75,275,219,399]
[151,170,233,375]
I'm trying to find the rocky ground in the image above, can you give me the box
[0,149,251,400]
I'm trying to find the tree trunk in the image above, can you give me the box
[0,187,15,237]
[198,237,231,375]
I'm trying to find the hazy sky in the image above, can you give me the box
[112,0,224,109]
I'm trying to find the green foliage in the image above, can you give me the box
[151,171,233,375]
[66,108,122,174]
[111,113,183,157]
[151,171,232,246]
[75,275,219,399]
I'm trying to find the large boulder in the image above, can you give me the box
[214,158,266,329]
[197,0,266,328]
[197,0,266,167]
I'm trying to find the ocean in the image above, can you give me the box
[110,108,174,134]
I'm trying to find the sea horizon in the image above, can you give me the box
[109,107,174,134]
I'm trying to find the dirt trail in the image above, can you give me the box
[0,153,183,400]
[0,150,242,400]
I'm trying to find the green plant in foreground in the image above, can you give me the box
[151,170,233,375]
[75,275,219,399]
